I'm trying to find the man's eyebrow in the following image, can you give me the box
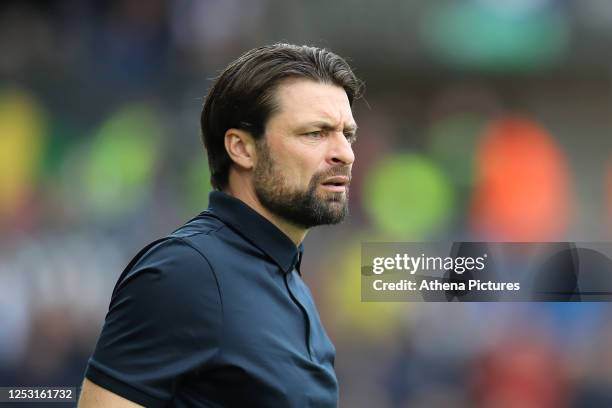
[304,121,358,133]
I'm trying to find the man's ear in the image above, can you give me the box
[224,128,257,169]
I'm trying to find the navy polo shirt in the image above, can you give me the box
[85,191,338,407]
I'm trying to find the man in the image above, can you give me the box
[79,43,362,407]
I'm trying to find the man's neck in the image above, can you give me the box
[222,186,307,246]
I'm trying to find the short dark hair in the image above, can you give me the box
[200,43,363,190]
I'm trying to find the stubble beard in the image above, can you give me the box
[253,142,350,229]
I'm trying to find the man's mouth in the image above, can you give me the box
[321,176,350,192]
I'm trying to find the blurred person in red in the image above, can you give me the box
[470,333,570,408]
[79,43,362,407]
[471,116,572,241]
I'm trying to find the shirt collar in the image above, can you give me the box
[207,191,304,274]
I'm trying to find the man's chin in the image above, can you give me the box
[314,197,349,223]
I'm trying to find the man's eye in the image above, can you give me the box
[305,131,323,138]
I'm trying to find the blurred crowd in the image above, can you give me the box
[1,0,611,406]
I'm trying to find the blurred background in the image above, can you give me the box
[1,0,612,406]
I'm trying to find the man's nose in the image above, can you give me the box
[328,132,355,166]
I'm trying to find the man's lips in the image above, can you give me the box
[321,176,350,192]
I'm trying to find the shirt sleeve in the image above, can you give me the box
[85,237,223,407]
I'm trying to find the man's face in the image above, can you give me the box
[253,78,357,229]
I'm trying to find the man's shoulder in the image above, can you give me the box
[165,210,237,260]
[115,210,246,293]
[169,211,227,240]
[112,215,227,303]
[126,212,227,273]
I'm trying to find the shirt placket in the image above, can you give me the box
[284,268,317,361]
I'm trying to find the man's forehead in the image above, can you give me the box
[272,78,354,126]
